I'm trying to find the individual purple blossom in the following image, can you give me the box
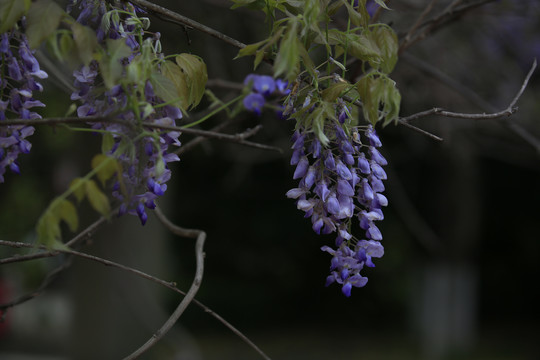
[243,93,265,116]
[242,73,290,115]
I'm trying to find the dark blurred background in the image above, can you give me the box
[1,1,539,359]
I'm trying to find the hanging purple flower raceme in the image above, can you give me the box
[286,105,388,296]
[69,1,181,225]
[0,29,47,183]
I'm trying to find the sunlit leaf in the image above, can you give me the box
[36,211,62,249]
[69,177,86,203]
[91,154,119,186]
[56,199,78,232]
[85,180,111,218]
[175,53,208,109]
[159,60,188,110]
[101,132,115,154]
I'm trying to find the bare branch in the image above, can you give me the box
[0,212,112,265]
[122,206,206,360]
[128,0,246,49]
[399,0,496,53]
[402,0,438,46]
[152,206,272,360]
[0,257,73,315]
[397,119,444,142]
[0,116,282,152]
[400,59,537,124]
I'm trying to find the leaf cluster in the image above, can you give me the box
[234,0,401,127]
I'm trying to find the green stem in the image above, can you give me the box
[181,94,243,129]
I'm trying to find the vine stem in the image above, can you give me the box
[122,206,206,359]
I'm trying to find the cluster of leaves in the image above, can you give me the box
[235,0,400,128]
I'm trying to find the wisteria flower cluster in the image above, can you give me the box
[68,0,182,224]
[286,113,388,296]
[243,74,290,115]
[0,29,47,183]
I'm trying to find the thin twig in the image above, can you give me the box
[402,0,438,45]
[0,257,73,315]
[128,0,246,49]
[206,78,245,91]
[0,212,112,265]
[397,119,444,141]
[176,117,237,155]
[399,0,496,53]
[0,116,282,152]
[0,236,271,359]
[400,59,537,124]
[122,206,206,360]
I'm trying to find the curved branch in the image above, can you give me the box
[122,206,205,360]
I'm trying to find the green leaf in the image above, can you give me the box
[274,24,300,81]
[254,50,266,70]
[101,132,115,154]
[36,211,62,249]
[85,180,111,218]
[382,79,401,126]
[321,82,349,102]
[342,32,381,63]
[69,177,86,203]
[71,22,99,65]
[371,25,398,73]
[175,53,208,109]
[25,0,65,49]
[158,60,188,110]
[56,199,78,232]
[235,40,266,59]
[91,154,118,186]
[36,197,77,250]
[58,31,76,63]
[356,75,379,125]
[374,0,391,10]
[0,0,30,33]
[341,0,363,27]
[306,106,329,146]
[99,38,131,88]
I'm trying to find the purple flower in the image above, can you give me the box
[286,117,389,295]
[68,1,183,224]
[1,30,47,183]
[243,93,265,115]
